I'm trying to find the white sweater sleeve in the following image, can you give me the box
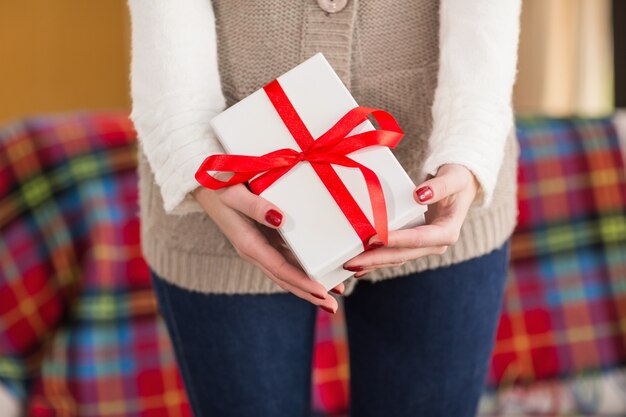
[128,0,226,215]
[421,0,522,208]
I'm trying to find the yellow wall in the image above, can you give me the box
[513,0,613,116]
[0,1,131,124]
[0,1,612,124]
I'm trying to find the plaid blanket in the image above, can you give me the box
[312,117,626,413]
[479,117,626,414]
[1,113,626,416]
[0,113,190,416]
[490,117,626,385]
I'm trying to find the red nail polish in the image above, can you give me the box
[416,186,433,202]
[311,292,326,300]
[369,241,384,249]
[344,265,363,272]
[265,209,283,227]
[330,287,343,295]
[320,305,335,314]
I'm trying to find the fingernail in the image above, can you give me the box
[343,265,363,272]
[330,287,343,295]
[369,241,384,249]
[320,305,336,314]
[265,209,283,227]
[311,292,326,300]
[416,186,433,203]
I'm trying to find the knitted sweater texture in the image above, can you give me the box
[129,0,521,296]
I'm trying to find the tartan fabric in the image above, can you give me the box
[0,112,347,416]
[0,113,191,416]
[312,307,350,414]
[2,113,626,416]
[310,117,626,412]
[488,117,626,385]
[478,367,626,414]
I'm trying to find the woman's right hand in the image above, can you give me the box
[192,185,341,313]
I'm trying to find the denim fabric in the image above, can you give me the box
[150,239,511,417]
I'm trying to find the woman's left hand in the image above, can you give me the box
[343,163,480,276]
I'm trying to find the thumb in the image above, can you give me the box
[219,184,285,229]
[414,164,472,205]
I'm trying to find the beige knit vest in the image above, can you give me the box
[137,0,519,296]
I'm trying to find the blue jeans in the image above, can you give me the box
[150,239,511,417]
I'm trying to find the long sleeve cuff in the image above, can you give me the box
[128,0,226,215]
[423,0,521,208]
[422,89,515,208]
[130,93,225,215]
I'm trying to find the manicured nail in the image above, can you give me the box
[343,265,363,272]
[416,186,433,203]
[330,287,343,295]
[311,292,326,300]
[265,209,283,227]
[369,241,384,249]
[320,305,336,314]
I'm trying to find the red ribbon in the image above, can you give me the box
[195,79,404,248]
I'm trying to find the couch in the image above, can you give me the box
[1,111,625,416]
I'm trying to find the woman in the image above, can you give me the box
[128,0,521,416]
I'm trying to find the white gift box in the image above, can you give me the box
[208,52,426,290]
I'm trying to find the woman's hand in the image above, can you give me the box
[343,164,479,276]
[192,185,342,313]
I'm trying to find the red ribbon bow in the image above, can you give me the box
[195,79,404,248]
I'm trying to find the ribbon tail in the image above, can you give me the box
[320,155,389,247]
[357,163,389,246]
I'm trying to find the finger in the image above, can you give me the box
[253,261,339,312]
[219,184,285,228]
[241,236,333,302]
[386,224,459,249]
[330,282,345,295]
[354,267,376,278]
[344,246,447,270]
[414,165,472,205]
[351,265,392,279]
[361,261,405,269]
[225,214,336,307]
[366,234,385,249]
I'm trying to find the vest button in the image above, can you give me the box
[317,0,348,13]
